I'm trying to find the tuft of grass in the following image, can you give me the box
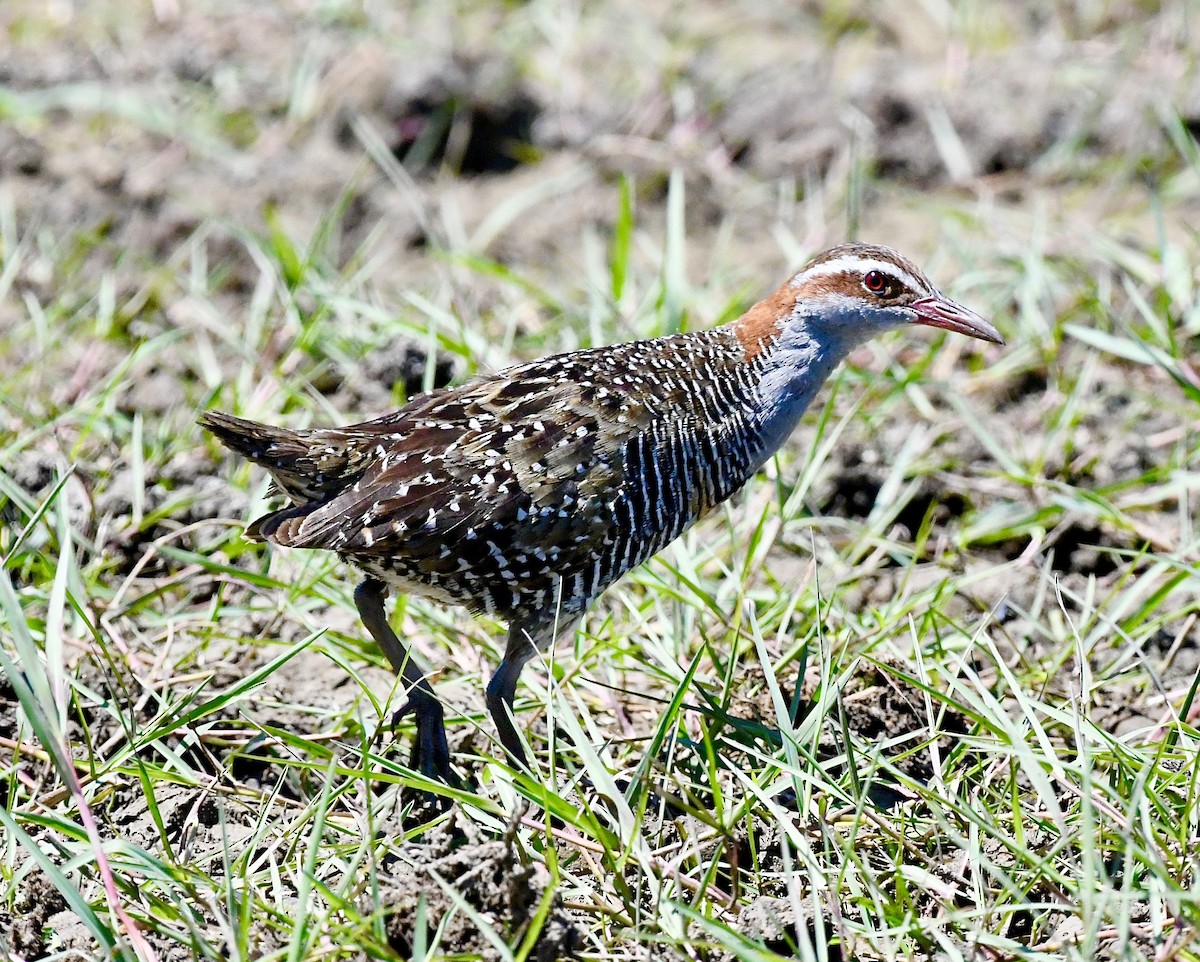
[5,172,1200,957]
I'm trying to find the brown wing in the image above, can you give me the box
[260,354,647,560]
[252,330,765,618]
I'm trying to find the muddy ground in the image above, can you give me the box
[2,0,1199,959]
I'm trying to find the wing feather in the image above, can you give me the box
[250,335,747,609]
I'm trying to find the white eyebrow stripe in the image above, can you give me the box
[794,257,928,294]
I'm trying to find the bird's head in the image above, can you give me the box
[734,243,1004,361]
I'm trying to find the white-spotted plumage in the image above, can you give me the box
[200,242,1002,780]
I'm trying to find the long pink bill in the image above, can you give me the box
[911,294,1004,344]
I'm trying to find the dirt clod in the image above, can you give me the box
[379,816,578,961]
[734,896,842,961]
[3,870,67,959]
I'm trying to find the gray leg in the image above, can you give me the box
[486,632,537,768]
[486,618,575,769]
[354,578,455,784]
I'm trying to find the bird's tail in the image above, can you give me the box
[199,411,301,464]
[200,410,367,506]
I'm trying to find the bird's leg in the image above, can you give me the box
[487,617,576,770]
[486,628,538,769]
[354,578,455,784]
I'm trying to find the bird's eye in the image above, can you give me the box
[863,270,889,295]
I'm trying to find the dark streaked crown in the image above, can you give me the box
[791,243,936,307]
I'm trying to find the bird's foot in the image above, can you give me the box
[391,691,459,788]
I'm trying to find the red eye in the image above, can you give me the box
[863,270,888,294]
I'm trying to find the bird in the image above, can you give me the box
[200,242,1003,783]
